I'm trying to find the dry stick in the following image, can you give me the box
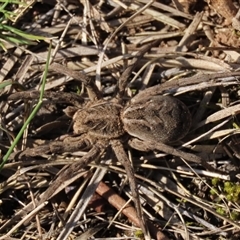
[96,181,170,240]
[96,181,141,226]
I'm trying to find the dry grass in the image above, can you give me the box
[1,0,240,239]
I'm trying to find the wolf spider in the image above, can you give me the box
[4,52,222,238]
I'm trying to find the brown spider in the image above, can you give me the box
[2,44,228,239]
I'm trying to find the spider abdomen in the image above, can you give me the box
[72,101,125,139]
[122,95,192,143]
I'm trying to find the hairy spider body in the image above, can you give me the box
[72,96,191,144]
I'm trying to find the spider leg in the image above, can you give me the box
[132,71,240,103]
[111,139,150,239]
[38,142,103,202]
[49,62,102,101]
[0,142,104,232]
[7,90,84,108]
[13,137,91,159]
[128,138,228,174]
[117,40,160,100]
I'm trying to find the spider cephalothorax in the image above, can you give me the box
[72,101,124,139]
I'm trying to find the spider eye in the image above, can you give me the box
[84,119,94,126]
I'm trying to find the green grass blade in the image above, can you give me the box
[0,24,46,41]
[0,42,52,170]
